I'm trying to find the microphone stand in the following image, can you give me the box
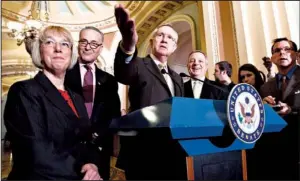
[161,69,183,96]
[179,72,229,93]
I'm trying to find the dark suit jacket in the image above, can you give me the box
[114,45,187,179]
[114,46,184,112]
[247,66,300,180]
[4,72,100,180]
[65,62,121,180]
[184,79,242,180]
[184,79,228,100]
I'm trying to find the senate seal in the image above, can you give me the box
[227,83,265,144]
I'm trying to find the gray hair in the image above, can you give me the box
[79,26,104,42]
[150,24,178,43]
[31,26,77,70]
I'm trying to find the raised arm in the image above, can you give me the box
[114,4,139,85]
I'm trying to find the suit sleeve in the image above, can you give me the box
[4,83,81,179]
[114,41,139,85]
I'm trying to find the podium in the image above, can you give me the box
[110,97,287,179]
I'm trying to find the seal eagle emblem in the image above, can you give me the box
[227,83,265,144]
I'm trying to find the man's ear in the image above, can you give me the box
[171,43,177,53]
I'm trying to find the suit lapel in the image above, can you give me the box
[34,72,78,119]
[67,62,83,96]
[91,66,107,118]
[200,79,210,99]
[144,55,172,96]
[185,80,194,98]
[168,68,182,96]
[67,88,88,118]
[283,67,300,100]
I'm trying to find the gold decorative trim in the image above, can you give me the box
[136,1,193,47]
[197,1,207,51]
[208,1,220,64]
[126,1,146,17]
[229,1,240,67]
[2,8,116,31]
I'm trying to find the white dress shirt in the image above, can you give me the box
[191,77,205,98]
[150,54,175,96]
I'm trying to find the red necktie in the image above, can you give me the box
[83,65,93,118]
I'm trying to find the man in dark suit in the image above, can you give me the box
[249,37,300,180]
[184,51,242,180]
[184,51,228,100]
[214,61,236,92]
[114,4,186,180]
[65,26,121,180]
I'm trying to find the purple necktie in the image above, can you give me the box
[83,65,93,118]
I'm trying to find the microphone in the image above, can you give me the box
[179,72,229,93]
[161,69,183,96]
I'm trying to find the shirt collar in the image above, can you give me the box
[79,61,95,72]
[191,77,205,83]
[150,54,168,70]
[276,65,297,81]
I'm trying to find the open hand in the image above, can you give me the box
[115,4,138,52]
[263,95,276,105]
[277,101,291,115]
[81,163,102,180]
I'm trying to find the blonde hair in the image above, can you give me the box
[31,26,77,70]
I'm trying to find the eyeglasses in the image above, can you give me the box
[78,40,102,49]
[240,73,253,80]
[272,47,293,54]
[155,33,177,43]
[42,39,72,49]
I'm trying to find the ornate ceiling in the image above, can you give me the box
[1,1,195,96]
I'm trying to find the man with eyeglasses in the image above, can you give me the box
[113,4,186,180]
[248,37,300,180]
[65,26,121,180]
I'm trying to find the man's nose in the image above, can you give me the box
[85,43,92,50]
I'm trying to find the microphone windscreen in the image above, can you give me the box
[179,72,189,77]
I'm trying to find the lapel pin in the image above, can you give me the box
[295,90,300,94]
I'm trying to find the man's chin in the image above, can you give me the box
[80,58,95,64]
[279,62,294,69]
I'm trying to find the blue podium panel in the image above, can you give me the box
[110,97,287,156]
[263,104,287,133]
[169,98,226,139]
[179,139,254,156]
